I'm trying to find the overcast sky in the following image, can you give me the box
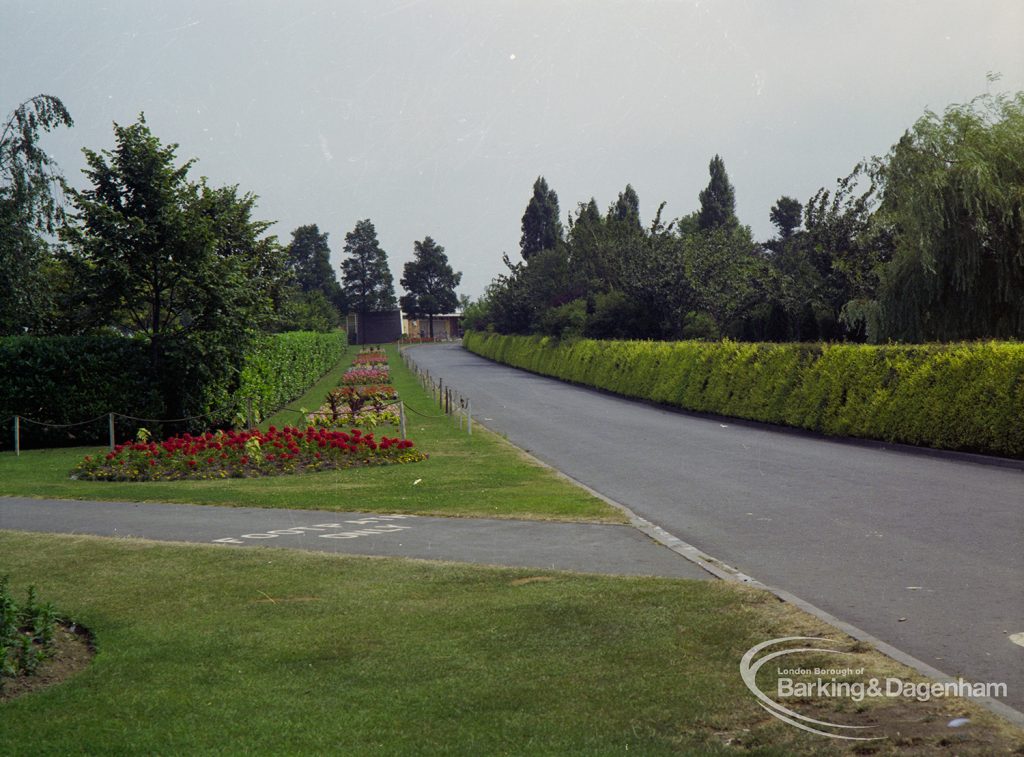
[3,0,1022,298]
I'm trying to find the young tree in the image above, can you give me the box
[341,218,396,314]
[0,94,73,334]
[519,176,562,259]
[399,236,462,338]
[697,154,738,231]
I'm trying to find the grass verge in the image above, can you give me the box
[0,345,620,522]
[2,532,1020,754]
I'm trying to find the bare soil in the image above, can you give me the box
[0,622,94,703]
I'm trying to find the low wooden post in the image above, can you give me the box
[399,401,407,440]
[108,413,115,451]
[467,400,472,436]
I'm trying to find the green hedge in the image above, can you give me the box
[464,332,1024,458]
[0,331,347,449]
[0,335,161,447]
[236,331,348,423]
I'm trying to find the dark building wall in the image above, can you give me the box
[348,311,402,345]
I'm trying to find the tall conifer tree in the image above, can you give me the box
[520,176,562,259]
[341,218,396,314]
[697,155,738,231]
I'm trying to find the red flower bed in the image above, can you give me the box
[73,425,425,482]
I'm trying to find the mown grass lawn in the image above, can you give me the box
[3,532,1018,755]
[0,345,620,522]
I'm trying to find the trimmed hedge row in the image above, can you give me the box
[0,335,161,438]
[464,332,1024,458]
[236,331,348,423]
[0,331,347,448]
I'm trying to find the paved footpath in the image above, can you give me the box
[405,343,1024,712]
[0,497,709,580]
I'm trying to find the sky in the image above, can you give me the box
[3,0,1022,298]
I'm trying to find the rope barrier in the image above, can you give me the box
[113,405,238,424]
[9,402,242,430]
[401,403,447,419]
[16,413,109,429]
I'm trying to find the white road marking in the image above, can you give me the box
[212,515,416,545]
[1009,632,1024,648]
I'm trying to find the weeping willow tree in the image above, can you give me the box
[0,95,73,334]
[870,87,1024,342]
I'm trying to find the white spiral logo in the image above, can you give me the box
[740,637,883,741]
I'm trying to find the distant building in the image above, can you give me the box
[346,310,402,345]
[402,312,463,341]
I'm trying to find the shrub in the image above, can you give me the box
[0,577,60,687]
[463,332,1024,458]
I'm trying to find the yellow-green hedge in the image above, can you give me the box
[463,332,1024,458]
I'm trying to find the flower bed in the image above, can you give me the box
[314,386,399,428]
[340,366,390,385]
[352,351,388,366]
[73,426,425,482]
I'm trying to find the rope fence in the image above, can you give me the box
[3,398,255,457]
[399,347,473,436]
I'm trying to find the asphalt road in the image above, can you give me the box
[406,343,1024,710]
[0,497,709,579]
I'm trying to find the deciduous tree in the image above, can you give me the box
[62,115,284,416]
